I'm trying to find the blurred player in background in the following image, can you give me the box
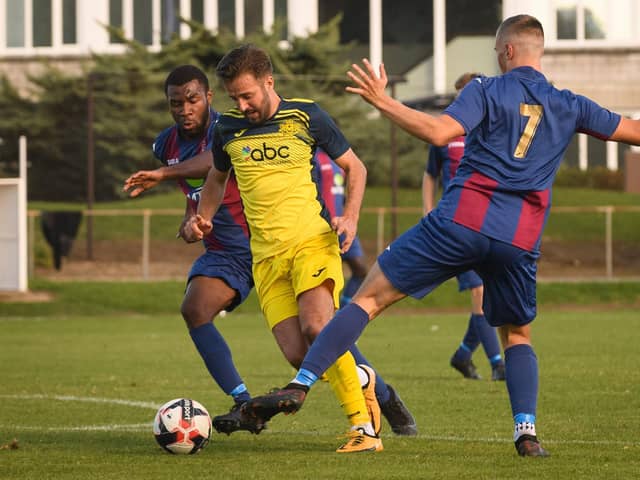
[123,65,263,436]
[315,147,417,434]
[423,72,505,382]
[245,14,640,457]
[315,148,368,307]
[184,44,415,452]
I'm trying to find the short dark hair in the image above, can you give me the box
[164,65,210,96]
[497,14,544,41]
[216,44,273,83]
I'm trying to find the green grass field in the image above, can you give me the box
[1,282,639,479]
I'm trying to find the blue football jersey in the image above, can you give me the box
[436,66,621,252]
[152,110,251,255]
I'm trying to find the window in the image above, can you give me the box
[62,0,76,44]
[219,0,235,32]
[6,0,25,47]
[109,0,123,43]
[33,0,52,47]
[245,0,262,35]
[161,0,179,43]
[134,0,153,45]
[275,0,287,39]
[556,1,606,40]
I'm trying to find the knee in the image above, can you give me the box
[300,322,322,344]
[180,300,209,329]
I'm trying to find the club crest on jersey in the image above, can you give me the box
[278,119,299,136]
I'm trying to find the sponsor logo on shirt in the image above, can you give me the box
[242,143,290,162]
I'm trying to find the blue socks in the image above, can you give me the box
[472,314,503,366]
[452,314,480,362]
[297,303,370,382]
[505,344,538,440]
[190,323,250,404]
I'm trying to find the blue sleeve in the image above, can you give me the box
[212,124,231,171]
[308,104,351,159]
[443,78,486,134]
[152,131,167,164]
[575,94,622,140]
[204,118,216,151]
[426,146,441,177]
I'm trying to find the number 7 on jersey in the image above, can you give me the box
[514,104,543,158]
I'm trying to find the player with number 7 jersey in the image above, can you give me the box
[436,69,619,253]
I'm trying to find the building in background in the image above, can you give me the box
[1,0,638,169]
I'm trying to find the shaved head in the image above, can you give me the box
[497,14,544,51]
[494,15,545,73]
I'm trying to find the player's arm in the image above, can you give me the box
[608,116,640,145]
[183,155,230,242]
[123,151,213,197]
[332,148,367,253]
[177,198,199,243]
[346,59,464,146]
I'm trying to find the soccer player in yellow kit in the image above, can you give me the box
[184,44,384,452]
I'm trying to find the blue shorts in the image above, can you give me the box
[340,234,364,261]
[456,270,482,292]
[378,211,538,327]
[187,249,254,312]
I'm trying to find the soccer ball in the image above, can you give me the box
[153,398,212,454]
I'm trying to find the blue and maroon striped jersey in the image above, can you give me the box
[314,148,346,219]
[426,136,465,191]
[152,110,250,255]
[436,66,621,252]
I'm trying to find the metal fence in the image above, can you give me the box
[27,205,640,281]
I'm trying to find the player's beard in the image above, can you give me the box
[246,85,272,125]
[181,106,210,139]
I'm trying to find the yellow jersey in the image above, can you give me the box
[212,97,350,262]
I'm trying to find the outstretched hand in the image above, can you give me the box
[345,59,389,106]
[182,214,213,243]
[123,169,163,197]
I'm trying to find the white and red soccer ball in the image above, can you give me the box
[153,398,212,454]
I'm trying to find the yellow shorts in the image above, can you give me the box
[253,231,344,330]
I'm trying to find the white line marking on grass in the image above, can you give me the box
[4,394,638,447]
[0,394,159,410]
[0,423,152,432]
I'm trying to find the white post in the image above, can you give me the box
[578,133,588,171]
[369,0,382,71]
[204,0,219,33]
[606,141,618,170]
[179,0,191,39]
[263,0,275,34]
[25,0,33,49]
[433,0,446,95]
[52,0,62,48]
[18,136,28,292]
[287,0,317,38]
[152,0,162,47]
[235,0,244,38]
[123,0,134,39]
